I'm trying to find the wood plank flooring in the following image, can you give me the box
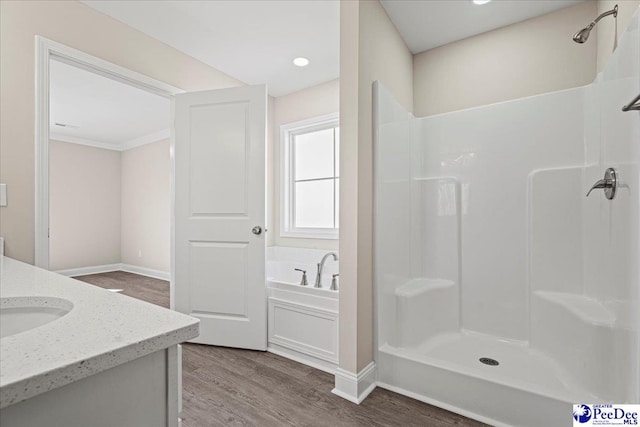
[75,272,487,427]
[75,271,170,308]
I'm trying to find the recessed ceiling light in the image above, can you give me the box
[473,0,491,4]
[293,57,310,67]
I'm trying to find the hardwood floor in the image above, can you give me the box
[75,271,170,308]
[75,272,487,427]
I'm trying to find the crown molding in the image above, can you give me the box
[121,128,170,151]
[50,128,170,152]
[49,133,121,151]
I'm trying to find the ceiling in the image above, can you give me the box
[381,0,585,54]
[50,59,170,151]
[79,1,583,98]
[82,0,340,97]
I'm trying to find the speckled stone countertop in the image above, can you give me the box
[0,257,199,409]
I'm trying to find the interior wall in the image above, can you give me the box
[596,0,640,72]
[121,139,170,273]
[49,141,121,271]
[339,0,413,374]
[413,1,597,117]
[50,139,170,273]
[272,79,340,250]
[0,0,242,264]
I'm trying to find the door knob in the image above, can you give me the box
[251,226,263,235]
[586,168,618,200]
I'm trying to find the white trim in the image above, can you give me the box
[121,128,171,151]
[35,37,50,269]
[331,362,377,404]
[35,36,183,272]
[279,228,340,240]
[49,129,170,152]
[55,263,170,281]
[56,263,122,277]
[169,98,177,310]
[45,39,183,98]
[279,113,340,240]
[120,263,170,281]
[267,344,336,375]
[49,133,121,151]
[280,112,340,132]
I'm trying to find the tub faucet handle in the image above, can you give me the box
[330,274,339,291]
[294,268,308,286]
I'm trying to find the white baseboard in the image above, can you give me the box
[331,361,377,404]
[56,263,122,277]
[56,263,169,281]
[120,264,170,281]
[267,345,337,375]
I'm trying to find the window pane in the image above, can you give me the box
[334,127,340,178]
[295,180,334,228]
[294,128,334,181]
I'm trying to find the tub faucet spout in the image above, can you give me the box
[315,252,338,288]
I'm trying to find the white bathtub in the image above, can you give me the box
[266,247,339,373]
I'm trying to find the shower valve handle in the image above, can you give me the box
[586,168,618,200]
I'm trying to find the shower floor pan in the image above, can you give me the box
[377,330,597,427]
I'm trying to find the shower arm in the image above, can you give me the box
[592,5,618,24]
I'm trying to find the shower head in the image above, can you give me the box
[573,22,596,44]
[573,4,617,44]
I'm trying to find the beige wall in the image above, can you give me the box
[597,0,640,71]
[49,141,121,270]
[272,79,340,251]
[50,139,170,273]
[121,140,170,273]
[339,0,413,373]
[0,0,242,264]
[413,1,598,117]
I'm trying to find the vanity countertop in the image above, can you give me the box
[0,257,199,409]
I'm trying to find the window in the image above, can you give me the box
[281,113,339,239]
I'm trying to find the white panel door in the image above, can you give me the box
[174,85,267,350]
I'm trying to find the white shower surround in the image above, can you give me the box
[373,11,639,427]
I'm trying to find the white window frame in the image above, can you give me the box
[280,112,339,239]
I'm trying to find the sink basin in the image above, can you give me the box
[0,297,73,338]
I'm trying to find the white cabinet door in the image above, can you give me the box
[173,85,267,350]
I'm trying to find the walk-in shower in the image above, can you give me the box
[373,11,639,427]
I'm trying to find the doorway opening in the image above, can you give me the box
[48,57,171,285]
[35,37,184,304]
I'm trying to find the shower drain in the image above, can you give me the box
[479,357,499,366]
